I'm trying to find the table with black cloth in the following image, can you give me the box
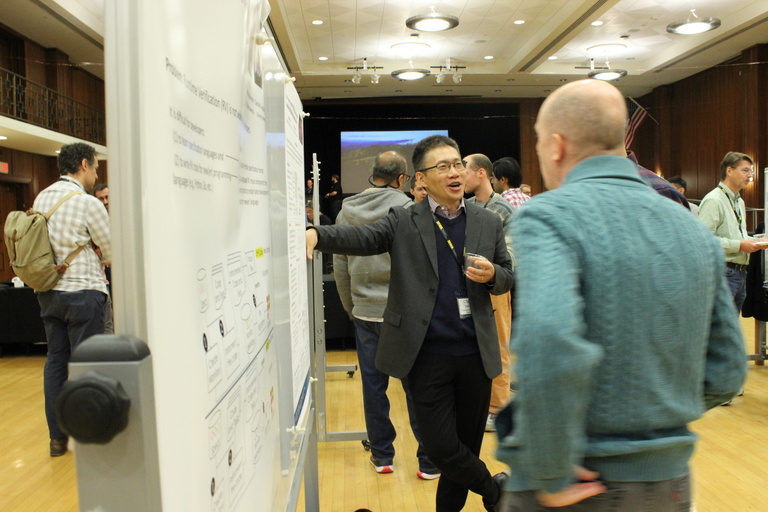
[0,283,47,355]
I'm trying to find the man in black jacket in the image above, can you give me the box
[306,135,513,512]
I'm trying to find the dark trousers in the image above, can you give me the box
[407,351,497,512]
[353,319,436,472]
[499,474,691,512]
[38,290,106,439]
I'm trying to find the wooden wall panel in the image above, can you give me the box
[97,159,108,186]
[0,146,58,282]
[71,68,104,111]
[23,41,46,84]
[0,33,14,70]
[630,44,767,230]
[518,98,543,194]
[0,184,20,279]
[0,26,23,74]
[45,48,72,98]
[23,42,51,129]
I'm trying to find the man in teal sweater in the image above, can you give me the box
[495,79,746,511]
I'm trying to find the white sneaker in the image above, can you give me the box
[416,471,441,480]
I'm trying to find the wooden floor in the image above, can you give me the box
[1,320,766,512]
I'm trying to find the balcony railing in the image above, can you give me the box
[0,66,106,145]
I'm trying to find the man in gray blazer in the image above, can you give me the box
[306,135,514,512]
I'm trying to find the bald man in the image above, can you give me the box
[495,80,745,511]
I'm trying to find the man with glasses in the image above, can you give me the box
[333,151,438,480]
[306,135,514,512]
[699,152,765,312]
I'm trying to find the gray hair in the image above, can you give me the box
[719,152,753,181]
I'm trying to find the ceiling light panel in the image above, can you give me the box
[390,41,432,57]
[586,43,627,55]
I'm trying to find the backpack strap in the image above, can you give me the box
[44,190,84,220]
[43,190,87,274]
[55,245,86,274]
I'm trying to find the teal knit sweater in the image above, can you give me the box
[496,155,747,494]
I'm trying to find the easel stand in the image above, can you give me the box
[308,159,368,445]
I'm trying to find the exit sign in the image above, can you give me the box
[0,162,8,174]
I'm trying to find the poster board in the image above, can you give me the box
[104,0,313,510]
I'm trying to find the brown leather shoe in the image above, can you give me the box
[50,437,68,457]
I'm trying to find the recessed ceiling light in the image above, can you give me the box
[513,20,525,25]
[548,56,558,60]
[0,136,7,140]
[591,20,604,26]
[55,150,60,154]
[318,56,328,61]
[587,43,627,55]
[484,55,494,60]
[312,20,324,25]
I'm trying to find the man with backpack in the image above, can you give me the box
[33,142,111,457]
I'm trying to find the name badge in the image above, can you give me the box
[457,297,472,319]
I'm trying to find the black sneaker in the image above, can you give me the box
[483,471,510,511]
[369,456,394,474]
[50,437,68,457]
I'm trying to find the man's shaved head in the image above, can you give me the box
[539,79,627,155]
[535,79,628,189]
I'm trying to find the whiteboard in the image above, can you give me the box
[104,0,312,510]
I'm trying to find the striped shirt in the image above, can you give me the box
[32,176,111,293]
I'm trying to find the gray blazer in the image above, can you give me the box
[315,199,514,379]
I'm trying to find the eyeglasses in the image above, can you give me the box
[416,160,467,174]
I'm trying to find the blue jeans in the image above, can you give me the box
[38,290,107,439]
[499,473,691,512]
[353,318,437,473]
[725,266,747,312]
